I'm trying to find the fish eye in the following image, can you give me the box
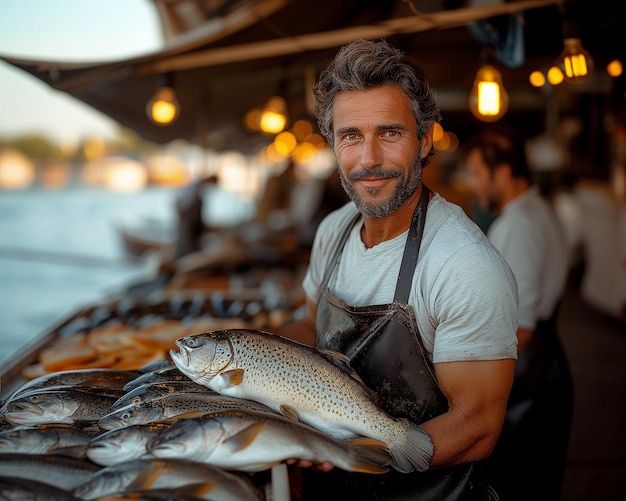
[121,411,132,420]
[185,338,197,348]
[27,395,42,402]
[131,397,143,405]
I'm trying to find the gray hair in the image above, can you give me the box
[313,39,441,164]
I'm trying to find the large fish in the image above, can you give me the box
[0,453,100,490]
[72,458,263,501]
[147,409,390,474]
[3,388,119,426]
[98,392,275,430]
[87,422,171,466]
[169,329,433,473]
[0,423,94,457]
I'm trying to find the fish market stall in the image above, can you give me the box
[0,265,309,500]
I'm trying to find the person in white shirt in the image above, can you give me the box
[277,39,518,500]
[464,125,574,500]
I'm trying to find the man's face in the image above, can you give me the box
[331,84,431,218]
[465,147,501,213]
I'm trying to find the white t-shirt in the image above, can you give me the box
[487,186,568,330]
[302,193,519,363]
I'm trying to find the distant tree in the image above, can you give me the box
[10,134,65,162]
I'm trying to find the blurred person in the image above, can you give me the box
[174,174,218,259]
[276,39,518,500]
[463,125,574,500]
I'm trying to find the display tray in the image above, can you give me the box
[0,287,301,500]
[0,287,305,400]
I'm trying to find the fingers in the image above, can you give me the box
[284,458,335,471]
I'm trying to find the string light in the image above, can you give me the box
[146,75,180,125]
[559,37,593,84]
[468,65,509,122]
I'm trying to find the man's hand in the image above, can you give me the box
[285,458,335,471]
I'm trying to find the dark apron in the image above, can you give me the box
[300,187,491,500]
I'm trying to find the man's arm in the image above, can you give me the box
[419,359,515,467]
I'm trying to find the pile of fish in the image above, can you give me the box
[0,328,410,500]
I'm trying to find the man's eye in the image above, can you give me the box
[344,133,358,141]
[384,130,399,137]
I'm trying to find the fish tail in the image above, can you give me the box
[349,437,391,474]
[389,420,433,473]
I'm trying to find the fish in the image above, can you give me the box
[147,409,390,473]
[98,392,275,430]
[112,380,211,410]
[169,329,433,473]
[71,458,263,501]
[0,453,100,490]
[122,367,191,392]
[0,475,83,501]
[5,368,140,400]
[3,388,119,426]
[87,422,171,466]
[0,423,94,457]
[137,358,176,373]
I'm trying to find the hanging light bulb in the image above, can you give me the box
[468,65,509,122]
[559,37,593,84]
[147,75,180,125]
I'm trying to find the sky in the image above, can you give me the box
[0,0,163,144]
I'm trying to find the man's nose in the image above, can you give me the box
[361,137,383,169]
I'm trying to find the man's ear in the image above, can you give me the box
[420,124,434,158]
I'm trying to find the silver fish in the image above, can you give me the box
[3,388,119,426]
[0,423,93,457]
[0,475,83,501]
[98,392,274,430]
[122,367,191,392]
[112,380,211,410]
[0,453,100,490]
[147,409,390,474]
[170,329,433,473]
[72,458,263,501]
[6,368,139,399]
[87,422,171,466]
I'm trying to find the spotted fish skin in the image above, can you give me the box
[169,328,433,473]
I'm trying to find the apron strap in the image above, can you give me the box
[319,210,361,294]
[394,185,430,303]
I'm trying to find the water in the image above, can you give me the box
[0,185,253,369]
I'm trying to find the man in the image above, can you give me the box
[277,39,518,500]
[463,125,574,500]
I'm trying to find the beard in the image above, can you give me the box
[338,152,423,218]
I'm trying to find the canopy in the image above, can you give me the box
[2,0,621,150]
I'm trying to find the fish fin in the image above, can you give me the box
[128,464,166,490]
[222,369,245,387]
[223,421,267,452]
[350,462,390,474]
[348,437,391,474]
[279,405,300,422]
[389,420,433,473]
[165,410,206,421]
[318,349,365,384]
[178,482,217,496]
